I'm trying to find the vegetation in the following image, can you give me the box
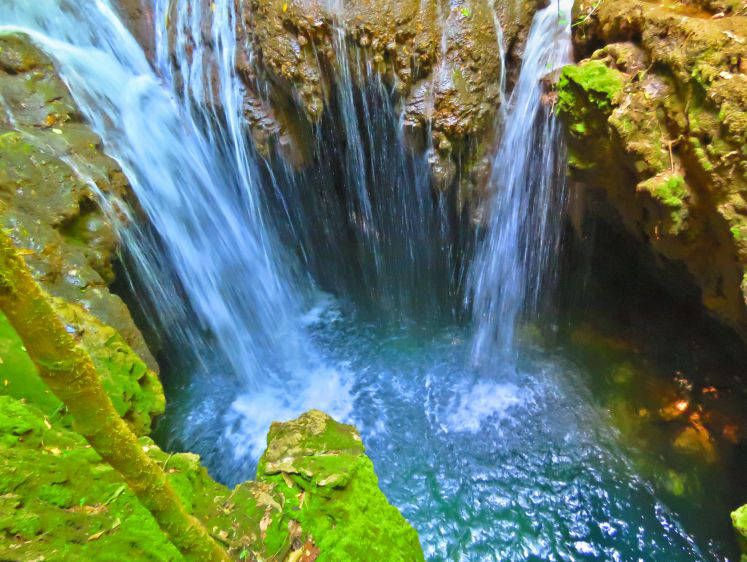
[0,227,231,561]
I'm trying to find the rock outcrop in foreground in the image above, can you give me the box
[0,387,421,560]
[556,0,747,340]
[0,33,422,561]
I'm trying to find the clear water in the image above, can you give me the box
[159,296,740,561]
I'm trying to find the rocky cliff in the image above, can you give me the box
[553,0,747,549]
[149,0,541,208]
[556,0,747,340]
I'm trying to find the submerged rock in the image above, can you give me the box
[556,0,747,341]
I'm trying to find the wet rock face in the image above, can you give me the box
[0,34,159,372]
[117,0,156,59]
[160,0,541,208]
[556,0,747,341]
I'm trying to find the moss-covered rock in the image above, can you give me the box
[557,0,747,341]
[257,410,424,561]
[0,394,422,561]
[0,33,165,436]
[733,504,747,558]
[0,33,157,370]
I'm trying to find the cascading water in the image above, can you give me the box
[0,0,354,475]
[0,0,305,391]
[1,0,742,560]
[469,0,571,361]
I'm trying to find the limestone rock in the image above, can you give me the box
[257,410,425,561]
[0,34,159,370]
[557,0,747,340]
[158,0,542,208]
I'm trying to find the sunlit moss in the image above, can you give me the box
[257,410,425,561]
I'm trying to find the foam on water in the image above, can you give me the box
[440,381,523,433]
[225,365,356,460]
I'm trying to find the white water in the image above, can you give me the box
[0,0,321,391]
[469,0,572,361]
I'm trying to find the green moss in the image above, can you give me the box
[571,122,587,135]
[0,395,184,561]
[257,410,424,561]
[654,175,687,208]
[733,504,747,555]
[638,174,691,234]
[0,311,60,414]
[0,301,164,436]
[557,60,624,115]
[0,397,421,560]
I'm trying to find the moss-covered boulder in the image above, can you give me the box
[733,504,747,559]
[257,410,424,561]
[0,395,422,561]
[557,0,747,341]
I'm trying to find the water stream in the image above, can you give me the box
[1,0,743,560]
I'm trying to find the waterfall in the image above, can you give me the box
[263,14,457,320]
[0,0,309,388]
[469,0,572,362]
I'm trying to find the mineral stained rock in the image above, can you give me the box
[159,0,542,207]
[556,0,747,341]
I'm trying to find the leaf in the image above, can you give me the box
[87,530,106,542]
[259,511,272,539]
[255,491,281,512]
[104,485,127,505]
[281,473,295,489]
[460,6,471,17]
